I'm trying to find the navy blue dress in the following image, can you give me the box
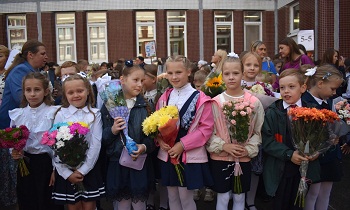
[160,91,213,189]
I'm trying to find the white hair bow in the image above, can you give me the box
[228,52,239,58]
[62,72,87,82]
[305,67,317,77]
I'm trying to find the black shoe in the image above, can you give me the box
[158,207,169,210]
[146,204,156,210]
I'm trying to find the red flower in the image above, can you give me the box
[275,133,283,143]
[5,127,12,132]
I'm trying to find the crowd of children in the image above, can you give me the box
[0,37,350,210]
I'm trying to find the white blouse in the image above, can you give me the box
[168,83,196,110]
[9,103,60,158]
[53,105,102,180]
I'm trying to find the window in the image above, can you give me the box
[56,13,76,64]
[136,11,156,57]
[167,11,186,57]
[214,11,233,53]
[244,11,262,51]
[290,3,300,31]
[87,12,107,63]
[7,14,27,49]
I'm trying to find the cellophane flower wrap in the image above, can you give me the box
[288,107,339,207]
[201,72,225,98]
[41,122,89,192]
[142,105,184,185]
[96,78,137,155]
[222,99,254,193]
[250,82,275,97]
[0,125,30,177]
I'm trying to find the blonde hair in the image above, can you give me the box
[279,68,305,85]
[0,45,10,58]
[221,56,242,73]
[303,64,343,89]
[241,52,262,72]
[165,55,192,70]
[194,69,209,84]
[214,49,228,73]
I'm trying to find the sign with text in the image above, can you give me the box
[298,30,314,51]
[145,40,156,57]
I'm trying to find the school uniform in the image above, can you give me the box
[262,99,320,210]
[52,105,105,204]
[9,103,60,210]
[156,83,214,189]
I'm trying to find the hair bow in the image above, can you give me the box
[228,52,239,58]
[125,60,133,67]
[305,67,317,77]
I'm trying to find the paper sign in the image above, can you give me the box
[298,30,314,51]
[145,40,156,57]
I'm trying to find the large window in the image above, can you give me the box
[136,11,156,57]
[87,12,107,63]
[244,11,262,51]
[214,11,233,53]
[7,14,27,49]
[56,13,76,64]
[290,3,300,32]
[167,11,186,57]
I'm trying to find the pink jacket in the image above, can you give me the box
[207,92,264,162]
[156,88,214,164]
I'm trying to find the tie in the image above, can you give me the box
[289,104,297,109]
[321,101,329,109]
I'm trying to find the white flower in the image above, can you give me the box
[251,84,266,95]
[56,140,65,149]
[339,115,344,119]
[305,67,317,77]
[347,120,350,125]
[228,52,239,58]
[211,63,216,68]
[56,126,73,141]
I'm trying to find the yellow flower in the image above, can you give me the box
[158,115,172,127]
[206,76,223,88]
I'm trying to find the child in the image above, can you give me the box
[143,64,169,210]
[206,56,264,210]
[193,69,209,90]
[102,61,155,210]
[52,74,105,210]
[301,64,343,210]
[262,69,319,210]
[156,55,214,210]
[9,72,60,210]
[241,52,262,89]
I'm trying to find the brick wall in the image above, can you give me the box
[234,10,244,54]
[299,0,315,30]
[107,10,135,62]
[26,13,38,40]
[41,13,56,63]
[155,10,167,59]
[75,12,87,61]
[203,9,214,62]
[318,0,334,59]
[277,6,289,42]
[262,11,275,57]
[0,15,7,45]
[339,0,350,58]
[187,10,199,61]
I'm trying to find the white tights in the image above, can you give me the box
[216,191,245,210]
[117,199,146,210]
[167,186,196,210]
[304,182,333,210]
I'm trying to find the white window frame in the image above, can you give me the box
[7,14,27,49]
[87,12,108,63]
[214,11,234,52]
[136,11,156,57]
[56,13,77,64]
[243,11,262,51]
[167,11,187,57]
[288,2,300,37]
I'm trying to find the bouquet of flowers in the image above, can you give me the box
[288,107,339,207]
[41,122,89,191]
[335,99,350,125]
[96,78,138,155]
[201,72,225,98]
[142,105,184,185]
[222,99,254,193]
[250,81,275,97]
[0,125,30,177]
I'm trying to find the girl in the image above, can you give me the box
[211,49,228,73]
[241,52,262,89]
[156,55,214,210]
[9,72,60,210]
[207,57,264,210]
[143,64,169,210]
[102,61,155,210]
[301,64,344,210]
[52,74,105,210]
[279,37,314,72]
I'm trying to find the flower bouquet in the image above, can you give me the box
[0,125,30,177]
[250,81,275,97]
[142,105,183,185]
[201,72,225,98]
[222,99,254,193]
[41,122,89,191]
[335,99,350,125]
[288,107,339,207]
[96,78,138,155]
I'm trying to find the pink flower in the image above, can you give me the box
[250,104,255,109]
[46,139,56,146]
[69,123,89,135]
[227,102,232,107]
[41,132,50,145]
[5,127,12,132]
[50,130,58,139]
[240,111,247,116]
[231,111,236,116]
[238,105,245,110]
[231,119,236,125]
[246,107,252,115]
[335,105,341,110]
[12,131,20,139]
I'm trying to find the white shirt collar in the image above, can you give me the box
[125,97,137,109]
[308,91,327,105]
[28,102,46,113]
[283,99,302,109]
[173,83,194,93]
[67,105,90,115]
[144,89,157,98]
